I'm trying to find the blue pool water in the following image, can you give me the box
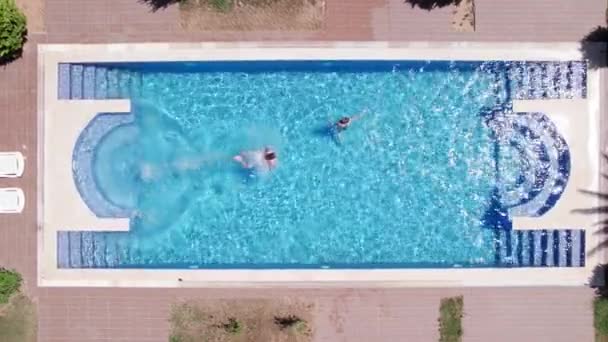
[59,60,582,268]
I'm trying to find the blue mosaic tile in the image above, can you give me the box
[70,64,84,99]
[58,63,71,99]
[72,112,134,218]
[95,67,108,99]
[83,66,96,99]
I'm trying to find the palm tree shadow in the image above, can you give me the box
[574,153,608,257]
[139,0,181,11]
[590,264,608,291]
[580,26,608,69]
[574,189,608,257]
[404,0,461,11]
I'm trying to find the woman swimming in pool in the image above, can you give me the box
[233,146,278,172]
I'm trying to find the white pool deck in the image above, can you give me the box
[38,42,605,287]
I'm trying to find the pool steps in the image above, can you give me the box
[494,229,585,267]
[58,63,143,100]
[58,232,119,268]
[56,229,586,268]
[488,61,587,101]
[69,64,83,100]
[58,63,137,217]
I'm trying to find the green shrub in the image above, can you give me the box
[221,317,242,335]
[439,296,463,342]
[0,268,22,304]
[0,0,27,63]
[595,297,608,336]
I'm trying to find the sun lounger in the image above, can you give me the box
[0,188,25,213]
[0,152,24,178]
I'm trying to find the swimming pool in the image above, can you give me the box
[56,59,583,269]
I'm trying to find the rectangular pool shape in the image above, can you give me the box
[56,59,586,269]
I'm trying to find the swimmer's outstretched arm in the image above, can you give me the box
[173,153,225,171]
[351,108,369,121]
[233,155,250,168]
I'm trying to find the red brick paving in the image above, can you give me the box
[0,0,606,341]
[0,33,45,291]
[43,0,607,43]
[35,287,594,342]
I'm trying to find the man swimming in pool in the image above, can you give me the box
[233,146,278,172]
[335,116,353,132]
[332,110,367,142]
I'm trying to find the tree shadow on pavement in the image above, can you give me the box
[581,26,608,69]
[139,0,182,12]
[591,264,608,292]
[403,0,460,11]
[572,153,608,257]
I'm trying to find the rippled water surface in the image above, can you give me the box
[91,61,507,267]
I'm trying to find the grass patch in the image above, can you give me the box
[0,268,22,305]
[0,294,37,342]
[208,0,233,12]
[596,297,608,340]
[0,268,35,342]
[179,0,325,31]
[200,0,290,11]
[169,299,313,342]
[439,296,463,342]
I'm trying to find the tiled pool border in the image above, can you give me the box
[38,42,605,287]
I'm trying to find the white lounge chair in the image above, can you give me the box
[0,152,24,178]
[0,188,24,214]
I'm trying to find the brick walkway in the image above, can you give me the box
[44,0,606,42]
[35,287,594,342]
[1,0,606,341]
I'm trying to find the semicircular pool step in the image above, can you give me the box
[486,110,570,217]
[72,113,135,218]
